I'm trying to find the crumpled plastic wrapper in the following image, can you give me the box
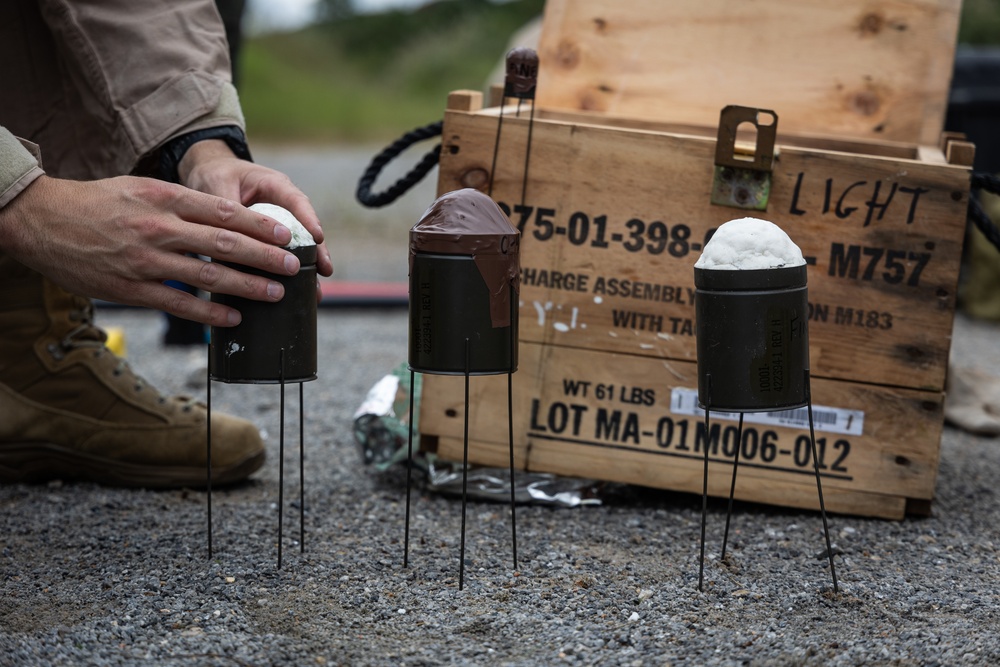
[353,364,603,507]
[353,366,420,471]
[423,457,602,507]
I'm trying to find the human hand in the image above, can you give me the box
[0,174,303,327]
[179,139,334,277]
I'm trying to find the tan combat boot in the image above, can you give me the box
[0,255,265,488]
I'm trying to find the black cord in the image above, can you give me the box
[970,172,1000,252]
[356,121,443,208]
[355,127,1000,253]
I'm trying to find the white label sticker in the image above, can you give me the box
[669,387,864,436]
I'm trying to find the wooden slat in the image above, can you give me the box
[437,106,970,391]
[533,108,923,161]
[420,342,944,519]
[536,0,961,145]
[446,90,483,113]
[946,140,976,167]
[432,433,908,519]
[435,435,530,471]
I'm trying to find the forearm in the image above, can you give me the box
[0,170,300,326]
[179,139,237,186]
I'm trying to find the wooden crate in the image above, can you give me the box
[417,0,974,519]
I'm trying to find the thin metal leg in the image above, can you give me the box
[299,381,305,554]
[699,374,712,592]
[721,412,745,560]
[459,338,471,591]
[507,370,518,570]
[488,99,506,198]
[516,98,522,118]
[278,348,285,570]
[207,342,213,560]
[806,369,839,593]
[520,99,536,207]
[404,369,415,568]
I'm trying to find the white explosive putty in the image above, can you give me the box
[694,217,805,270]
[249,203,317,249]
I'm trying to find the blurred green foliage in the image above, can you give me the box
[958,0,1000,44]
[240,0,544,143]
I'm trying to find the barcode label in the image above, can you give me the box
[669,387,864,436]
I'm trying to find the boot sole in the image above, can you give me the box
[0,443,265,489]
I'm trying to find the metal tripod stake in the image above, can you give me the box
[694,262,838,594]
[405,189,521,590]
[205,244,318,568]
[489,47,538,207]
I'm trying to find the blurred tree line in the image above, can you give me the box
[314,0,543,74]
[241,0,544,142]
[239,0,998,143]
[959,0,1000,44]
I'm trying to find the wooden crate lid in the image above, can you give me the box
[536,0,962,146]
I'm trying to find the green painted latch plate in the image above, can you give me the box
[710,106,778,211]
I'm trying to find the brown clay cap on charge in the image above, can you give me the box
[410,188,520,327]
[410,188,518,256]
[504,47,539,99]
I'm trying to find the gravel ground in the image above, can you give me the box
[1,304,999,667]
[3,145,1000,666]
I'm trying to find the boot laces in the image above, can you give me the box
[56,302,197,411]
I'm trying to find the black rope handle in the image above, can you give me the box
[355,124,1000,253]
[356,121,443,208]
[970,171,1000,252]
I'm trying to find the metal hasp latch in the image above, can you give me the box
[711,105,778,211]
